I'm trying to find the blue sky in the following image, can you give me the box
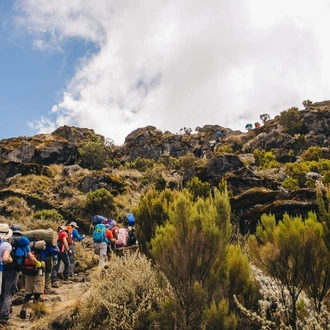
[1,1,330,145]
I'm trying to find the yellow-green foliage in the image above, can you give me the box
[216,144,233,154]
[150,188,233,328]
[179,152,198,170]
[129,157,155,172]
[133,188,179,256]
[157,154,180,170]
[33,209,64,221]
[78,140,112,170]
[204,299,237,330]
[282,177,299,190]
[279,106,308,135]
[301,146,323,161]
[72,252,174,330]
[186,176,211,201]
[250,212,330,326]
[285,159,330,187]
[253,149,279,169]
[85,188,117,217]
[227,244,259,310]
[32,209,64,230]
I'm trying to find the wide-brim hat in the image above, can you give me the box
[58,226,67,231]
[0,223,13,239]
[10,224,23,236]
[69,221,79,228]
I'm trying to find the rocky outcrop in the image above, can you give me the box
[1,103,330,234]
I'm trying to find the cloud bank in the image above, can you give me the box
[16,0,330,145]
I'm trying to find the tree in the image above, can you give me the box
[133,188,178,256]
[85,188,117,217]
[302,99,312,109]
[78,141,112,170]
[150,189,232,329]
[259,113,270,125]
[250,213,324,329]
[279,107,308,136]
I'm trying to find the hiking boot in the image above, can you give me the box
[51,282,59,288]
[19,303,28,320]
[0,319,7,326]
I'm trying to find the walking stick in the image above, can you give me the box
[41,268,45,300]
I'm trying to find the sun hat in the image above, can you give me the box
[10,224,23,236]
[69,221,79,228]
[0,224,13,239]
[58,226,67,231]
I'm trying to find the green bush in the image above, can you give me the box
[33,209,64,222]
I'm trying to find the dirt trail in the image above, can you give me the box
[6,239,96,330]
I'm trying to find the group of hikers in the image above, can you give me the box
[92,214,137,267]
[0,221,85,326]
[0,213,136,326]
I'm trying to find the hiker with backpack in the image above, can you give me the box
[67,221,85,277]
[93,223,109,267]
[19,239,46,319]
[0,224,13,296]
[0,224,43,324]
[51,226,71,288]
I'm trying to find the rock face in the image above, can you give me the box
[1,103,330,233]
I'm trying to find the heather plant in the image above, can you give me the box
[279,107,308,136]
[150,188,235,328]
[253,149,279,169]
[186,176,211,201]
[301,146,323,162]
[249,212,330,328]
[78,140,113,170]
[282,177,299,190]
[85,188,117,217]
[72,252,174,330]
[133,188,179,256]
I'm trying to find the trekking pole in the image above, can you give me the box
[41,267,45,300]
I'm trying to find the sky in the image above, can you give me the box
[1,0,329,146]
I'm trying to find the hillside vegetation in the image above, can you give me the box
[1,100,330,329]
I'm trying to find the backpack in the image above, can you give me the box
[4,236,30,272]
[127,228,137,246]
[92,215,107,226]
[116,228,128,247]
[21,240,45,275]
[93,224,106,243]
[21,250,42,275]
[66,226,74,245]
[127,214,135,227]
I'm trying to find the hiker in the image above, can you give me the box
[51,226,70,288]
[216,130,222,142]
[93,223,109,267]
[0,224,40,325]
[19,240,46,319]
[209,140,216,152]
[0,224,13,295]
[105,224,116,259]
[255,122,260,128]
[67,221,85,277]
[245,123,253,131]
[44,230,60,290]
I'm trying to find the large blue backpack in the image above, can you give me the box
[92,215,107,226]
[127,214,135,227]
[93,223,106,243]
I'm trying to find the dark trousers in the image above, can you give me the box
[51,251,69,282]
[0,271,19,320]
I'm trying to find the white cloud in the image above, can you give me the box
[16,0,330,144]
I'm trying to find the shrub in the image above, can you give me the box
[72,252,174,330]
[33,209,64,222]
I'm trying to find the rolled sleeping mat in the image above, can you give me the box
[23,229,58,246]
